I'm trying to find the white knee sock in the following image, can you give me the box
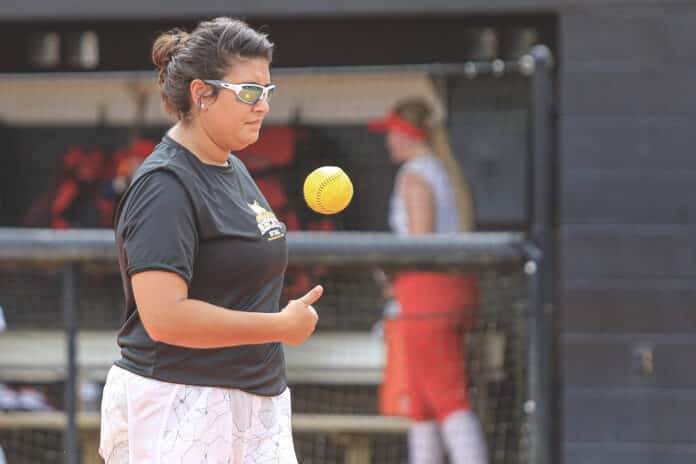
[441,409,488,464]
[408,420,445,464]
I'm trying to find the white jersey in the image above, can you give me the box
[389,154,460,235]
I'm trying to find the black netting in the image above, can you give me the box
[0,61,537,464]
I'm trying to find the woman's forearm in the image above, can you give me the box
[146,297,286,348]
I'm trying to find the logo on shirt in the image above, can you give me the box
[248,201,285,241]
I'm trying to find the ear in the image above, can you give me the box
[189,79,214,110]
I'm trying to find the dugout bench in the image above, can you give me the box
[0,411,410,464]
[0,330,504,463]
[0,331,404,463]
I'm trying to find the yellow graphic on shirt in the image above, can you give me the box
[248,201,285,240]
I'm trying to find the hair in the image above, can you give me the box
[151,17,274,120]
[394,98,476,232]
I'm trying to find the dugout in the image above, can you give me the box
[0,12,557,464]
[0,10,556,464]
[2,1,695,464]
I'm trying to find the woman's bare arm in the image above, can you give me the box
[132,270,321,348]
[401,171,435,235]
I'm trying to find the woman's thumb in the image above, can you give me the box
[299,285,323,306]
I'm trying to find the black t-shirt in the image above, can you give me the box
[113,135,289,395]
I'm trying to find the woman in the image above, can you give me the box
[370,98,488,464]
[99,17,321,463]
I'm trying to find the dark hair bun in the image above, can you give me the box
[152,29,190,83]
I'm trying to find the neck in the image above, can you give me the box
[403,142,430,161]
[168,120,229,167]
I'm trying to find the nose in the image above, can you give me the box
[254,97,271,114]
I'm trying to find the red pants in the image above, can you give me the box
[383,272,478,422]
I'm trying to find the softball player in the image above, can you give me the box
[370,99,488,464]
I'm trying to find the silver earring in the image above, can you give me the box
[200,103,207,110]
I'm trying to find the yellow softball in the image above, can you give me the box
[303,166,354,215]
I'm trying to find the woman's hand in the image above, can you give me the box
[279,285,322,345]
[373,268,394,298]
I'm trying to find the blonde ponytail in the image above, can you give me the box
[428,125,475,232]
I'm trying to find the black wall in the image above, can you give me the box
[558,5,696,464]
[0,15,554,72]
[2,3,696,463]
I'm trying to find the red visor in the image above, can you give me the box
[368,111,427,141]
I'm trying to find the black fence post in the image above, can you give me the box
[526,43,555,464]
[523,246,548,464]
[62,262,79,464]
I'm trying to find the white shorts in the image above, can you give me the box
[99,365,297,463]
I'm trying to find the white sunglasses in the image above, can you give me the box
[203,79,276,105]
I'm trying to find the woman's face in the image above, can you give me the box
[386,129,413,164]
[201,58,272,152]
